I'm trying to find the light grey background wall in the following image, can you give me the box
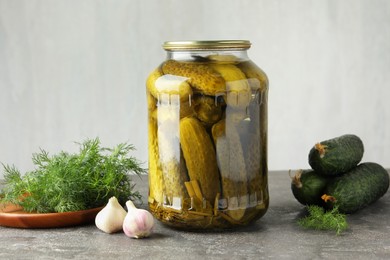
[1,0,389,179]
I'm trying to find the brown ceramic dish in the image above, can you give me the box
[0,203,102,228]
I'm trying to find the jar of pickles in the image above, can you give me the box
[146,40,269,229]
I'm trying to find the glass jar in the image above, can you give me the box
[146,40,269,229]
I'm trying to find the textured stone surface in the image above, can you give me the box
[1,171,390,259]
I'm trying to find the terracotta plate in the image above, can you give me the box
[0,203,102,228]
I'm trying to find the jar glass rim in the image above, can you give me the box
[162,40,251,51]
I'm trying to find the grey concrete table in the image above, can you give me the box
[1,171,389,260]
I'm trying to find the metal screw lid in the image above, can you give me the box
[162,40,251,51]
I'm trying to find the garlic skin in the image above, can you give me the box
[95,196,127,234]
[123,200,154,239]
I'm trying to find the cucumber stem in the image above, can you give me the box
[321,194,337,203]
[315,143,327,158]
[289,170,303,189]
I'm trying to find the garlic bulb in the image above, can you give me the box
[95,196,127,233]
[123,200,154,239]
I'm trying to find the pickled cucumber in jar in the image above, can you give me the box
[146,40,269,229]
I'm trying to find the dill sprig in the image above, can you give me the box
[0,138,146,213]
[298,205,348,235]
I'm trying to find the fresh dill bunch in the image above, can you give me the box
[0,138,146,213]
[298,205,348,235]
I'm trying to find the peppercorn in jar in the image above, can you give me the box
[146,40,269,229]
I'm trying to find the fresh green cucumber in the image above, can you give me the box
[291,169,329,206]
[308,134,364,175]
[323,162,389,213]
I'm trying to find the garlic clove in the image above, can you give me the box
[123,200,155,239]
[95,196,127,234]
